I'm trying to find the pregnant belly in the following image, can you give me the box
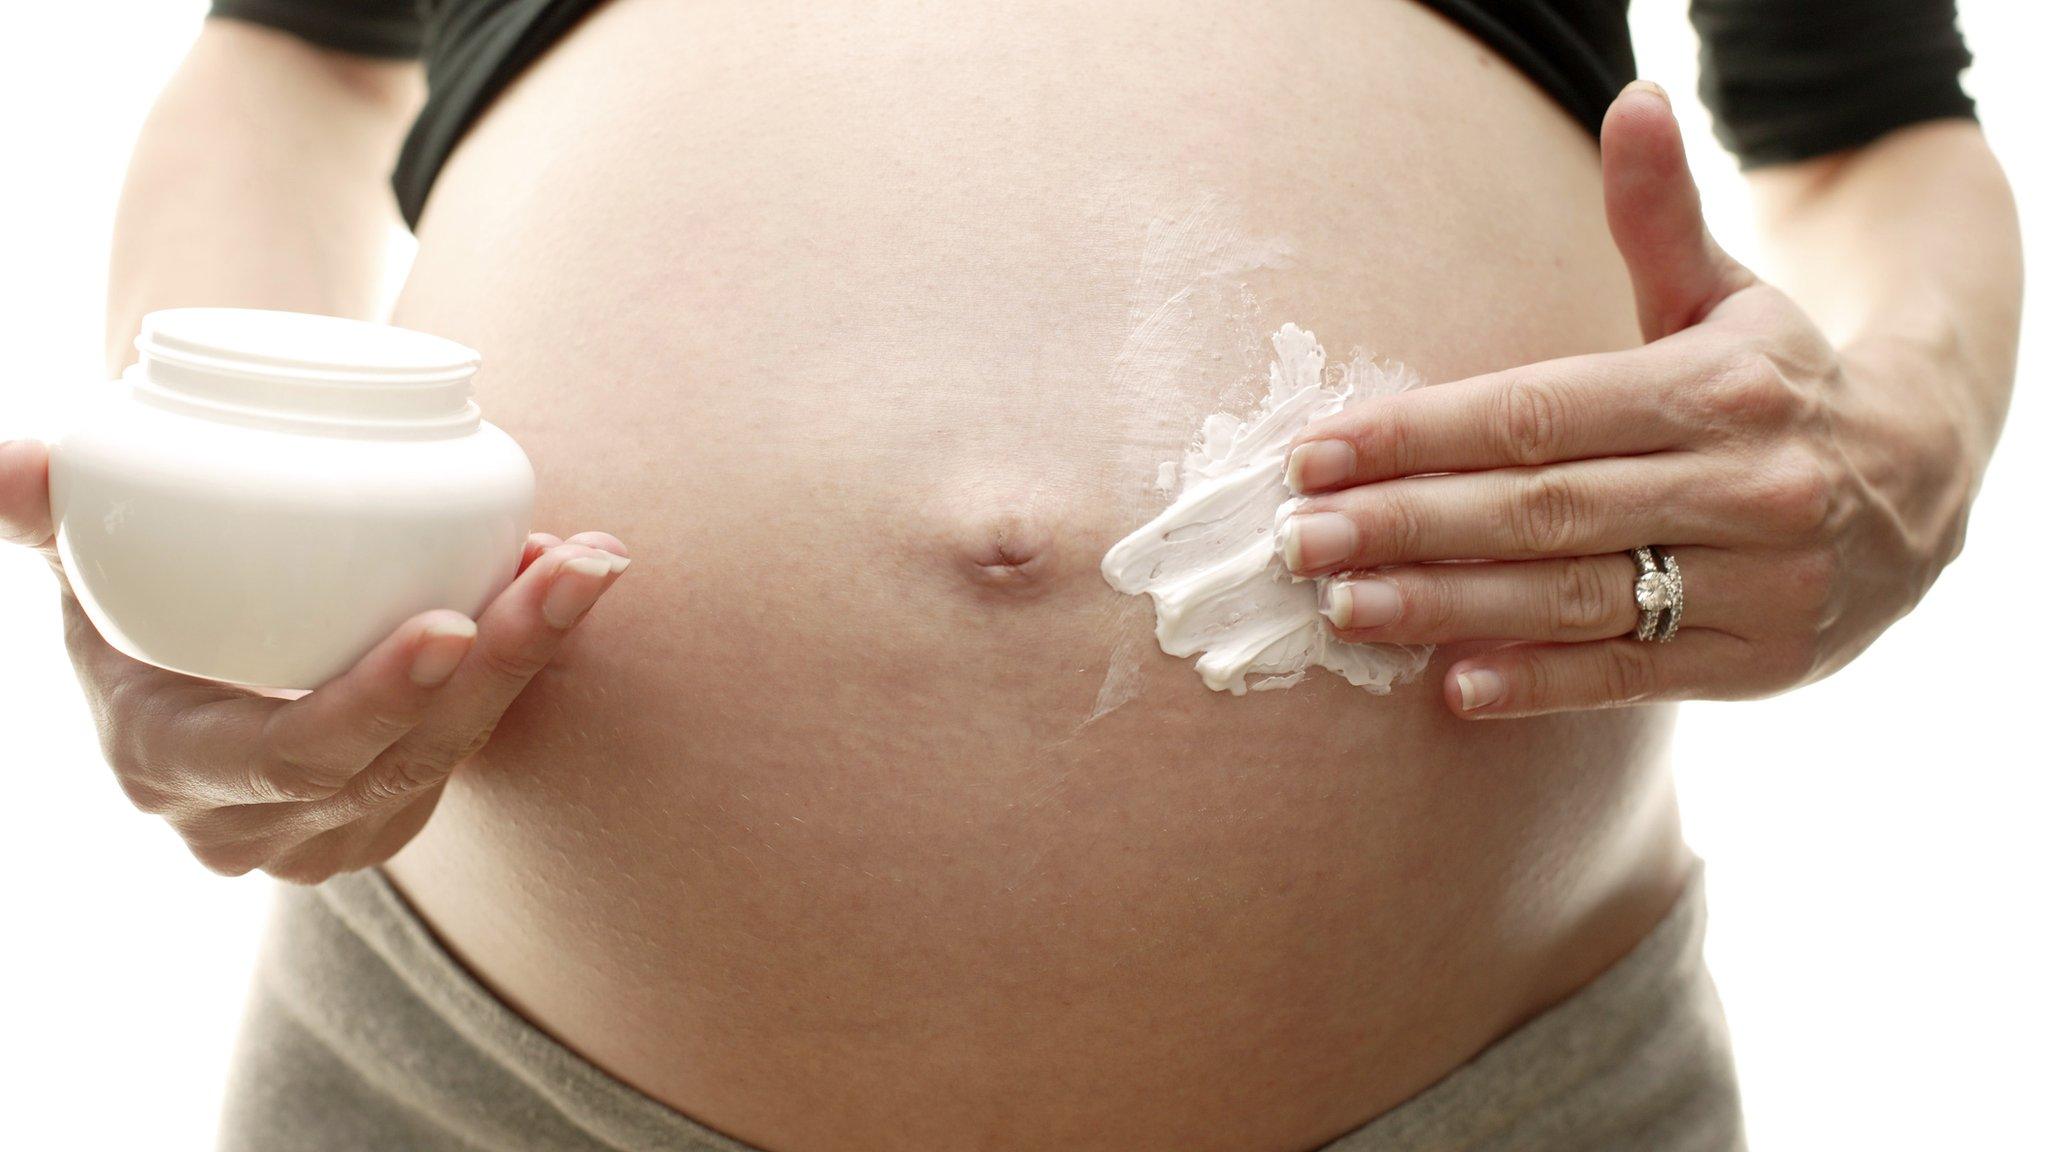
[383,2,1691,1149]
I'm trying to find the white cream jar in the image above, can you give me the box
[49,308,534,690]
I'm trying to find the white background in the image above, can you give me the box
[1,3,2040,1148]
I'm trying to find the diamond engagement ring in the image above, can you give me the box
[1630,546,1684,643]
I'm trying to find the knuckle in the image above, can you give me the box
[1783,548,1841,610]
[1698,351,1796,429]
[97,723,145,783]
[1500,378,1568,464]
[1551,557,1625,634]
[112,770,176,816]
[96,707,166,791]
[1595,643,1661,704]
[111,674,174,728]
[1750,450,1833,538]
[474,636,550,685]
[95,683,154,771]
[253,739,350,803]
[1351,411,1413,474]
[1789,637,1824,683]
[357,735,476,806]
[1509,472,1584,555]
[1766,553,1838,676]
[1395,573,1454,634]
[1358,497,1424,561]
[1516,656,1559,709]
[356,760,438,808]
[251,762,345,805]
[336,700,420,750]
[184,834,270,879]
[441,725,496,768]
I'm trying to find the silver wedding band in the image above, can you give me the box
[1630,546,1684,643]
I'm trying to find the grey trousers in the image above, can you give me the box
[219,864,1744,1151]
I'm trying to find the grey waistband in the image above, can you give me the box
[220,863,1742,1151]
[1325,862,1744,1151]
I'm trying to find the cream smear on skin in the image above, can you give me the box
[1101,325,1432,695]
[1083,196,1292,721]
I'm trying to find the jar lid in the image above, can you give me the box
[133,309,485,438]
[140,308,481,386]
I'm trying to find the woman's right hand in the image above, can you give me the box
[0,437,629,884]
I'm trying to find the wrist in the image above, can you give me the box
[1834,333,1978,573]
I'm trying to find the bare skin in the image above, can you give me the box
[383,4,1683,1147]
[0,3,2017,1152]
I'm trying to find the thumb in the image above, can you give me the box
[0,439,57,557]
[1601,80,1754,341]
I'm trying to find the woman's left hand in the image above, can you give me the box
[1279,82,1973,718]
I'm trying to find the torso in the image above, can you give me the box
[383,2,1691,1148]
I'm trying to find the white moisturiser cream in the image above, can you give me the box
[1101,324,1431,695]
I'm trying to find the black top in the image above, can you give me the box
[207,0,1978,230]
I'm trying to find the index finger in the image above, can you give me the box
[1283,339,1702,493]
[310,539,629,821]
[252,609,480,797]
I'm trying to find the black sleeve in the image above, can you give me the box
[1413,0,1638,142]
[1690,0,1977,169]
[207,0,424,59]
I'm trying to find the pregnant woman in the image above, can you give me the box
[0,2,2019,1149]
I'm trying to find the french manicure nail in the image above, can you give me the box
[1286,441,1356,493]
[1456,669,1505,712]
[409,617,477,687]
[1319,580,1351,627]
[1280,513,1358,574]
[1322,578,1400,630]
[543,555,615,629]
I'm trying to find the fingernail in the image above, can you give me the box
[1279,512,1358,574]
[409,617,477,687]
[1285,441,1355,493]
[1456,669,1505,712]
[1629,79,1669,104]
[1321,578,1400,630]
[603,553,632,575]
[543,555,615,629]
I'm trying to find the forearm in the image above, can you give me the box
[105,18,421,376]
[1748,120,2023,482]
